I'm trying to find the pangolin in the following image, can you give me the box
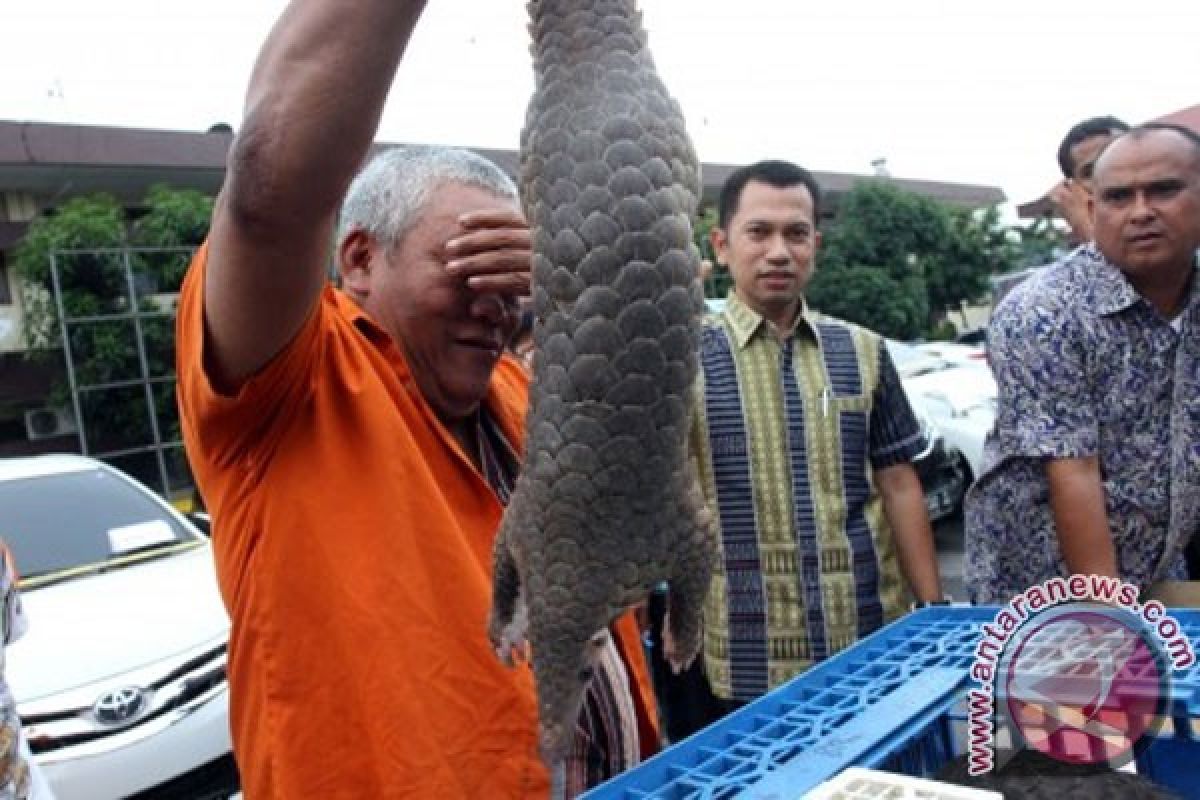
[488,0,717,771]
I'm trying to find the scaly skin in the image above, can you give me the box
[488,0,717,765]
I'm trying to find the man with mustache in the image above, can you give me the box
[655,160,943,740]
[966,124,1200,603]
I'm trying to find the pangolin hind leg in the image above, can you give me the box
[664,484,714,673]
[488,515,529,666]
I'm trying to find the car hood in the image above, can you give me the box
[904,366,997,410]
[6,545,229,702]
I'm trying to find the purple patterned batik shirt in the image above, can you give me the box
[965,244,1200,604]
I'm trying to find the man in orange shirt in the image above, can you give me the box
[175,2,657,797]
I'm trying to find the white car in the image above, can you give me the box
[901,365,997,482]
[0,455,237,799]
[912,341,988,369]
[885,339,954,379]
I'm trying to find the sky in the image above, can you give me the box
[2,0,1198,211]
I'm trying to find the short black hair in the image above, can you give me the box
[1057,116,1130,178]
[717,160,822,228]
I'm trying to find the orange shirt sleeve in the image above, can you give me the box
[176,241,326,469]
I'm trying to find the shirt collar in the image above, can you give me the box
[1083,243,1200,318]
[334,289,394,345]
[723,290,819,349]
[1082,244,1146,316]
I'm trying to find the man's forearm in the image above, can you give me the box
[1046,457,1117,577]
[230,0,429,225]
[877,464,943,602]
[202,0,430,387]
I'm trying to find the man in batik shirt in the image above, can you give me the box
[657,160,943,740]
[966,124,1200,603]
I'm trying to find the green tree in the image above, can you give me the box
[809,181,941,339]
[1011,215,1068,269]
[12,195,127,351]
[692,205,731,299]
[131,185,215,291]
[809,261,929,340]
[12,186,212,493]
[810,181,1016,339]
[819,181,950,284]
[927,205,1019,329]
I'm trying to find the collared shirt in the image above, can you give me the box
[176,244,658,799]
[692,291,925,702]
[965,244,1200,604]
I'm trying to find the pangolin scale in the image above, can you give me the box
[488,0,717,765]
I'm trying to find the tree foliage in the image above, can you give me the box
[808,264,929,340]
[1010,215,1068,269]
[12,186,213,492]
[809,181,1017,339]
[928,205,1020,323]
[131,185,216,290]
[692,205,732,299]
[13,195,127,350]
[820,181,950,282]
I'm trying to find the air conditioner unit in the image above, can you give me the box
[23,407,78,441]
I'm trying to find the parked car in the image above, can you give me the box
[0,454,237,799]
[954,327,988,346]
[910,411,968,522]
[885,339,954,379]
[886,339,998,482]
[902,366,997,483]
[912,341,988,369]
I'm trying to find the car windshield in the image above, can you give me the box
[0,468,199,580]
[886,339,949,378]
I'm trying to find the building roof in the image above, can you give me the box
[0,120,233,205]
[0,118,1005,225]
[1154,103,1200,132]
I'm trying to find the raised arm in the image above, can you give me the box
[204,0,429,390]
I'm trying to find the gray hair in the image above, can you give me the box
[337,146,518,249]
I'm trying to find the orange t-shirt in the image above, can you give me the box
[176,245,658,798]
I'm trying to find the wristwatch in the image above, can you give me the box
[910,597,953,610]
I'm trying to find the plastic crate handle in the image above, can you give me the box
[738,667,967,799]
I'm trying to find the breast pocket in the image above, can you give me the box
[809,388,872,493]
[830,394,870,414]
[813,386,870,417]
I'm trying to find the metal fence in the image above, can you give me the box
[47,245,196,501]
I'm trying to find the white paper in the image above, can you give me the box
[107,519,175,554]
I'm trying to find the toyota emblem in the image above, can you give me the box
[93,686,147,726]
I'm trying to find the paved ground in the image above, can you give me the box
[934,513,967,602]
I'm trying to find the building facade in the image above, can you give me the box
[0,119,1007,462]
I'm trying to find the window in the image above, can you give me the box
[0,467,198,579]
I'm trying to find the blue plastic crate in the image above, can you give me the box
[584,606,1200,799]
